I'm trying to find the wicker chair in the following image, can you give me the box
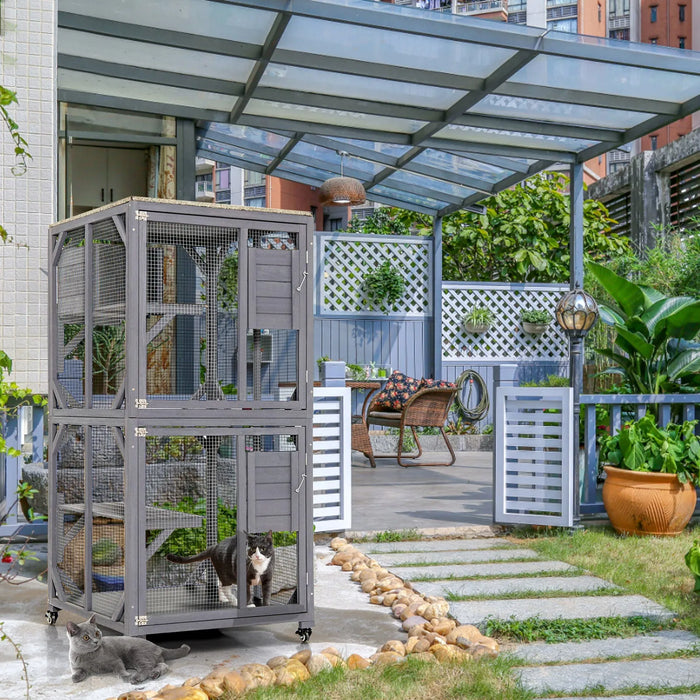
[365,386,458,467]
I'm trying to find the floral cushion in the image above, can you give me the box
[371,371,422,411]
[420,378,456,390]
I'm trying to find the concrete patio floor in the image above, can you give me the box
[350,449,496,534]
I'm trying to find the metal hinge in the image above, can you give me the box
[135,615,148,626]
[134,399,148,409]
[134,427,148,437]
[135,211,149,221]
[305,370,309,383]
[305,250,309,264]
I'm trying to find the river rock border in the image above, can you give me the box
[106,538,499,700]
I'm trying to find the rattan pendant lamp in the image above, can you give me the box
[318,150,366,206]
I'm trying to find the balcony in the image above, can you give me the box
[195,180,214,202]
[436,0,508,17]
[608,14,631,29]
[547,4,577,19]
[608,149,631,164]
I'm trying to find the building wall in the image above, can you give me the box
[267,177,324,229]
[579,0,607,34]
[0,0,55,394]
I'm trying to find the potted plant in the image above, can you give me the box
[520,308,553,335]
[362,261,406,314]
[462,306,494,334]
[599,414,700,536]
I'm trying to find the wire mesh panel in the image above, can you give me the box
[88,426,127,620]
[54,425,87,608]
[91,219,126,408]
[56,227,87,407]
[494,386,573,527]
[144,434,232,616]
[145,220,240,401]
[244,434,300,609]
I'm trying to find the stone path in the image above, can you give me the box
[356,538,700,698]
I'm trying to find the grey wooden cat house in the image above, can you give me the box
[47,198,314,640]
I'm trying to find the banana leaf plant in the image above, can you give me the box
[587,261,700,394]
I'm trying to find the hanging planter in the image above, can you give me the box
[462,306,494,334]
[520,309,553,335]
[362,261,405,313]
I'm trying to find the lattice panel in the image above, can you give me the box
[318,233,431,316]
[442,283,569,362]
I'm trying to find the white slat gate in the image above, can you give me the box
[494,386,574,527]
[312,387,352,532]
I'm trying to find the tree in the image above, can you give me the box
[385,173,630,282]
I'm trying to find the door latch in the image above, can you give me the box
[296,271,308,292]
[294,473,307,493]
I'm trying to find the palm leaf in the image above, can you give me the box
[666,349,700,381]
[614,326,654,359]
[587,261,646,317]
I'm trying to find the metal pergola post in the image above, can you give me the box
[569,162,585,527]
[432,215,443,380]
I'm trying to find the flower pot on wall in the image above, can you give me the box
[463,321,491,334]
[602,465,697,536]
[522,321,549,335]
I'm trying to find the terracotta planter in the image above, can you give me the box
[602,465,697,536]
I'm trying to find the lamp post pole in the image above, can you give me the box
[569,162,584,529]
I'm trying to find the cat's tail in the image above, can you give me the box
[161,644,190,660]
[165,549,213,565]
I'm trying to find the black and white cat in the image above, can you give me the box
[166,531,274,607]
[66,615,190,684]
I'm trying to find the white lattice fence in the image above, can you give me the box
[316,232,432,317]
[442,282,569,362]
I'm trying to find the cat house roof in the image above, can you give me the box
[57,0,700,215]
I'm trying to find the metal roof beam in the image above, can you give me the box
[57,89,230,122]
[265,132,304,175]
[426,136,577,163]
[196,127,282,157]
[453,113,624,143]
[237,114,411,145]
[404,162,496,195]
[58,55,244,97]
[254,86,443,123]
[230,10,291,122]
[498,83,679,116]
[300,135,399,168]
[367,179,464,207]
[58,11,260,59]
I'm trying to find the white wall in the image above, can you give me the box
[0,0,55,393]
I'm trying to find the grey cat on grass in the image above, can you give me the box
[66,615,190,684]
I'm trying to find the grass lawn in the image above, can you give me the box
[244,656,534,700]
[508,523,700,636]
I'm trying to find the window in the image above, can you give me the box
[547,17,578,31]
[244,170,266,187]
[215,168,230,190]
[244,196,266,208]
[610,28,630,40]
[679,36,686,48]
[598,2,602,21]
[679,4,686,21]
[327,218,343,232]
[650,5,657,22]
[650,37,658,44]
[215,189,231,203]
[650,135,658,150]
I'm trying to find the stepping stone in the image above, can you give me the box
[513,630,700,665]
[518,658,700,695]
[368,548,539,567]
[394,559,577,581]
[412,575,617,600]
[449,594,674,626]
[355,538,510,553]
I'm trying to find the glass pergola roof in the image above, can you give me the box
[57,0,700,216]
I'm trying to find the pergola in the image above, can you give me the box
[56,0,700,371]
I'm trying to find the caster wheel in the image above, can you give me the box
[296,626,312,644]
[45,610,58,626]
